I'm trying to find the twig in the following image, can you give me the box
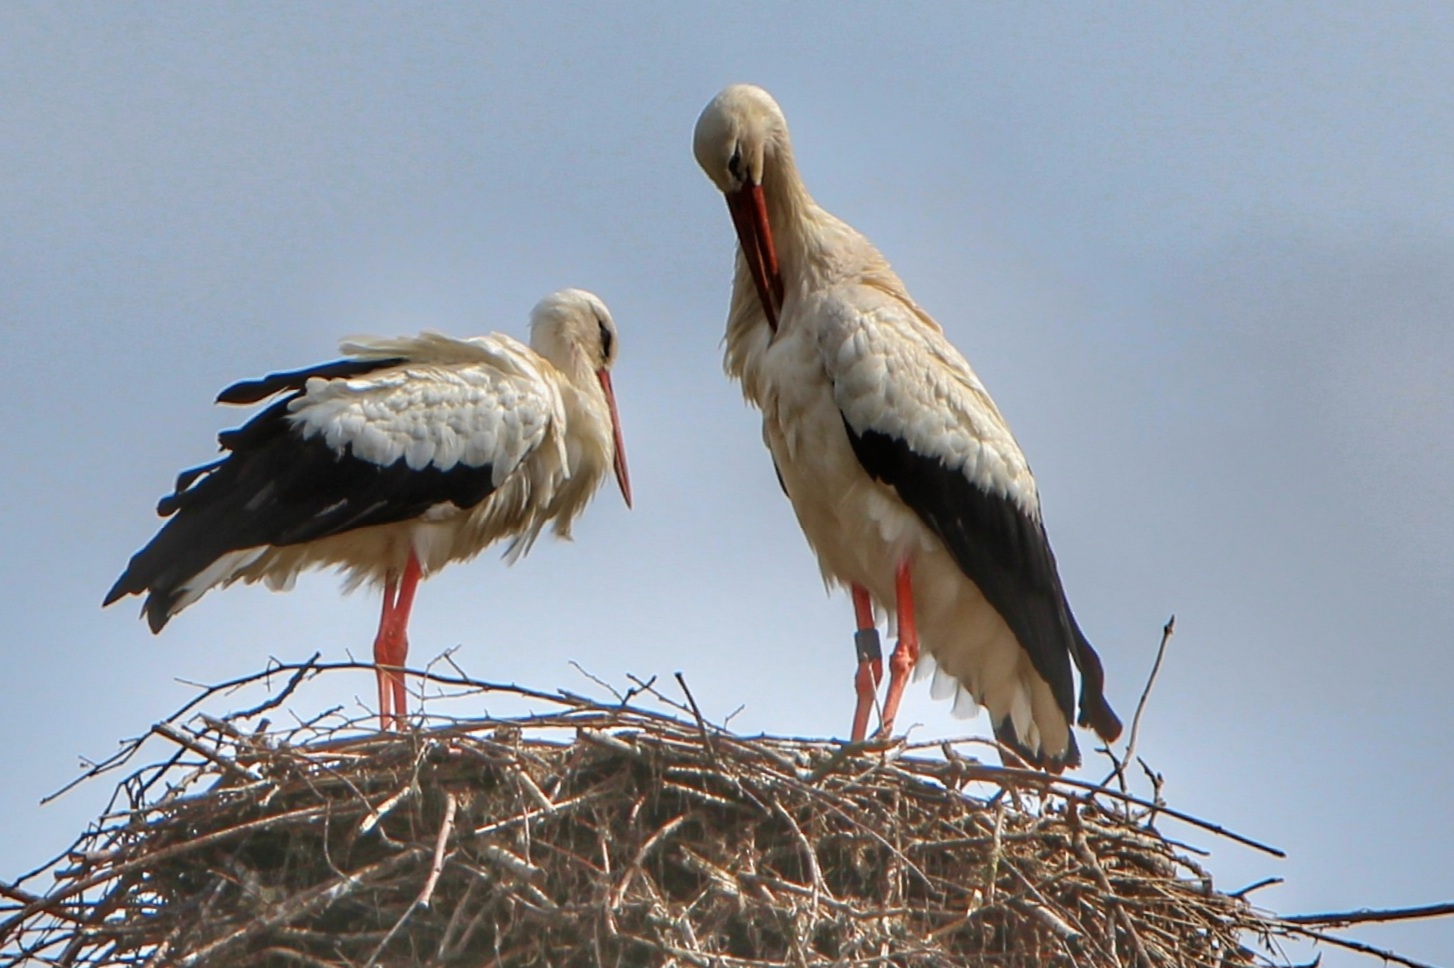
[1102,615,1174,795]
[150,722,260,783]
[1230,876,1283,899]
[570,660,625,703]
[1281,899,1454,926]
[961,762,1286,858]
[479,844,545,882]
[674,671,722,768]
[224,653,322,722]
[513,765,557,813]
[418,791,457,908]
[1280,923,1443,968]
[771,800,830,901]
[1125,615,1175,766]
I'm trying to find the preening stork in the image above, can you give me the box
[693,85,1120,769]
[105,288,632,728]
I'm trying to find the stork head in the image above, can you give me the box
[530,289,632,508]
[694,84,789,330]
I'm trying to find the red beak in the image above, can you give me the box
[595,368,632,508]
[725,183,784,330]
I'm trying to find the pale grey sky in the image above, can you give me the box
[2,5,1451,963]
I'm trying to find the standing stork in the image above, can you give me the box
[693,85,1119,769]
[105,288,632,728]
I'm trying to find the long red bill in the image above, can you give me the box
[725,183,783,331]
[596,369,632,508]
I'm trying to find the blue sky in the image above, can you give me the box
[2,5,1451,963]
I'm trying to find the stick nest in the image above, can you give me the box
[0,663,1332,966]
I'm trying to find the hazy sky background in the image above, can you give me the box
[3,4,1451,964]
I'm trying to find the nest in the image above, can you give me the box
[0,661,1437,967]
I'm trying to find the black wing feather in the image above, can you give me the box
[216,357,405,405]
[106,362,502,632]
[842,420,1122,751]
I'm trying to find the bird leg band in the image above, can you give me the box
[854,628,883,663]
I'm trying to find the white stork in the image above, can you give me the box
[693,85,1120,769]
[105,288,631,728]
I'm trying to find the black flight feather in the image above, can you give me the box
[842,418,1122,763]
[216,357,405,405]
[106,358,506,633]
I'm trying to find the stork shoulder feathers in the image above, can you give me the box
[815,287,1038,516]
[287,332,568,486]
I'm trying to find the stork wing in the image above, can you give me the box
[220,332,562,545]
[825,290,1118,740]
[105,333,565,626]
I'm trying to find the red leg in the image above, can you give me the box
[373,576,399,730]
[850,583,882,742]
[387,553,423,725]
[371,552,422,730]
[878,560,919,737]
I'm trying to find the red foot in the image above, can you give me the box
[877,560,919,738]
[851,656,882,742]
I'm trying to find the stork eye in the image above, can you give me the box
[728,146,743,179]
[597,318,614,362]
